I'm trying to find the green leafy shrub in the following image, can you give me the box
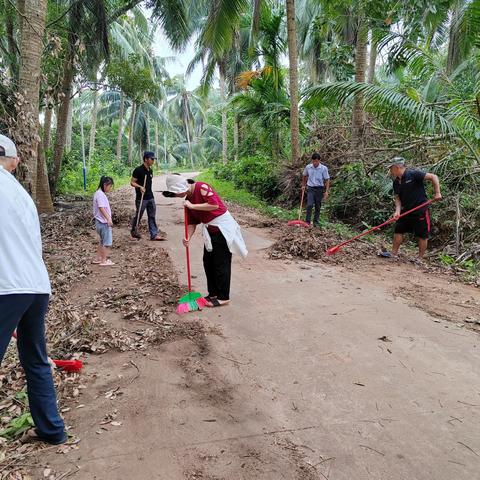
[212,155,281,201]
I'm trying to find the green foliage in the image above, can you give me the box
[212,155,281,201]
[58,148,132,195]
[0,412,34,440]
[107,54,160,103]
[327,162,393,227]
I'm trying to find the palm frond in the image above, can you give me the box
[304,81,455,135]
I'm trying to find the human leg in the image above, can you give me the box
[305,187,315,224]
[313,188,323,226]
[131,199,147,237]
[0,294,30,363]
[16,294,66,444]
[146,199,159,239]
[392,233,404,255]
[203,247,218,298]
[211,233,232,302]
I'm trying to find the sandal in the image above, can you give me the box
[150,236,166,241]
[99,259,115,266]
[91,259,101,264]
[206,297,229,308]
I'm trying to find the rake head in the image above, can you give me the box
[325,245,342,256]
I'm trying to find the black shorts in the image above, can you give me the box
[394,210,430,239]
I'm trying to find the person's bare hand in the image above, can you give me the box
[184,200,194,209]
[393,210,401,220]
[434,193,442,201]
[182,238,189,247]
[108,220,113,227]
[323,191,329,200]
[140,186,146,194]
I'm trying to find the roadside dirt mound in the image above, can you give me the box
[268,226,377,264]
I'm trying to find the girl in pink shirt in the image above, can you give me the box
[92,176,114,266]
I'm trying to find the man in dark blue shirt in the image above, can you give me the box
[384,157,441,261]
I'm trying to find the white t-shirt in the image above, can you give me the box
[0,165,51,294]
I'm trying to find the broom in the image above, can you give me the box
[287,185,310,228]
[12,331,83,373]
[176,207,208,314]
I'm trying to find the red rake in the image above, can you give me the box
[326,199,434,256]
[287,186,310,228]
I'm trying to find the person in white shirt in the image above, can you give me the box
[0,134,66,445]
[302,152,330,227]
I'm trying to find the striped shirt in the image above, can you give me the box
[303,163,330,187]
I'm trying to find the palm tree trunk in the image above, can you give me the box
[352,21,368,150]
[286,0,301,164]
[116,92,125,163]
[145,112,150,151]
[88,85,99,164]
[51,55,74,195]
[36,140,53,213]
[15,0,48,201]
[154,121,159,161]
[219,61,228,163]
[65,98,73,152]
[43,102,53,152]
[446,2,462,75]
[367,32,377,84]
[233,117,239,162]
[128,101,136,166]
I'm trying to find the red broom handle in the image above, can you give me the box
[333,199,434,250]
[184,207,192,293]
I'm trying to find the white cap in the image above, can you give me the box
[165,174,189,194]
[0,134,17,157]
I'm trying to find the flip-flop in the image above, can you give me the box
[91,259,101,264]
[378,251,393,258]
[150,236,166,241]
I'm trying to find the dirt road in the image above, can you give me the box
[40,175,480,480]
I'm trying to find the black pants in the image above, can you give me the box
[305,186,324,225]
[131,198,158,239]
[203,231,232,301]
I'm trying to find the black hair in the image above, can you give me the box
[311,152,321,160]
[187,178,195,184]
[98,176,114,192]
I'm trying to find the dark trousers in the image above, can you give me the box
[131,198,158,239]
[0,294,66,443]
[305,186,324,225]
[203,232,232,301]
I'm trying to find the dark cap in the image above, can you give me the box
[143,151,156,160]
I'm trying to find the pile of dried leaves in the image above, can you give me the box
[269,226,378,265]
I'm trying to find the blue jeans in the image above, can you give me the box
[0,294,66,444]
[131,198,158,239]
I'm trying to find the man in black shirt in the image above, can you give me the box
[130,151,165,241]
[383,157,441,261]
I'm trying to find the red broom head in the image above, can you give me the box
[53,359,83,373]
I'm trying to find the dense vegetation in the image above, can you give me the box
[0,0,479,269]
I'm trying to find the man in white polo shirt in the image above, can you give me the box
[302,152,330,227]
[0,135,66,444]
